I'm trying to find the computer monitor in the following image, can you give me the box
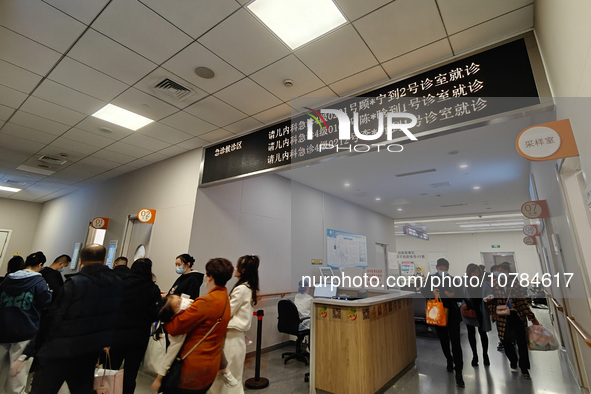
[313,284,337,299]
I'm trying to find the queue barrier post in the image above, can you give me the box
[244,310,269,389]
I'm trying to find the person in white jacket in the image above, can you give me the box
[209,255,260,394]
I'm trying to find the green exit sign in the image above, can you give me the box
[491,245,501,248]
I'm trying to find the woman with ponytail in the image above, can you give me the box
[169,254,204,299]
[210,255,260,394]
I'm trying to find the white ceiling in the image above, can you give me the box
[0,0,535,203]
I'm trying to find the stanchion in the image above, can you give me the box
[245,310,269,389]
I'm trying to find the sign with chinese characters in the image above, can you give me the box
[523,236,536,245]
[523,224,541,237]
[521,200,549,219]
[137,208,156,224]
[402,226,429,240]
[91,217,109,229]
[516,119,579,161]
[201,38,540,185]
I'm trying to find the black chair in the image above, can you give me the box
[277,299,310,365]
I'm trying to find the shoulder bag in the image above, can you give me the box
[496,287,512,316]
[160,297,228,392]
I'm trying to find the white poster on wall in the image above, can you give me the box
[326,229,368,268]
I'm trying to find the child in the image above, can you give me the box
[151,294,237,393]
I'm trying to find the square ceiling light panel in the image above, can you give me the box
[91,104,154,131]
[248,0,347,50]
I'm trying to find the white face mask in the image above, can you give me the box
[436,269,447,276]
[175,266,185,275]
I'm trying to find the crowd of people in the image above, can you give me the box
[421,258,540,387]
[0,247,260,394]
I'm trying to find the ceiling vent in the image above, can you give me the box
[396,169,436,177]
[440,203,469,207]
[38,155,67,165]
[5,179,27,186]
[430,181,451,188]
[152,78,196,101]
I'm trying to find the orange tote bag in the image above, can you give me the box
[426,296,448,326]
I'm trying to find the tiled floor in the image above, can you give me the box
[133,307,582,393]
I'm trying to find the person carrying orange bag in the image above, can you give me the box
[421,258,464,387]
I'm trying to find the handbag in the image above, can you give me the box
[426,295,447,327]
[141,322,167,376]
[496,287,512,316]
[160,298,228,392]
[94,349,123,394]
[461,302,477,319]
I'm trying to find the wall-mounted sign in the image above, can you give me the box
[201,38,539,185]
[491,245,501,249]
[402,226,429,240]
[521,200,549,219]
[516,119,579,161]
[523,236,536,245]
[91,217,109,229]
[523,224,541,237]
[137,208,156,223]
[311,259,323,265]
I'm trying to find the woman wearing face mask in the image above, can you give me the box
[169,254,204,299]
[462,263,491,367]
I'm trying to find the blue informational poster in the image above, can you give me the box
[105,240,118,269]
[326,229,368,268]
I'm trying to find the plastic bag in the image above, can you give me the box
[426,297,447,326]
[527,324,559,351]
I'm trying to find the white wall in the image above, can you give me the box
[395,231,541,278]
[31,149,202,291]
[189,173,397,349]
[0,198,42,268]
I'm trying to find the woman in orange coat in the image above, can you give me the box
[163,258,233,394]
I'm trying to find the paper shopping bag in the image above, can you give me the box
[94,367,123,394]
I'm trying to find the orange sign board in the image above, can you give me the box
[523,224,541,237]
[521,200,549,219]
[91,217,109,229]
[137,208,156,223]
[516,119,579,161]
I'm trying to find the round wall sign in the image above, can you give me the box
[517,126,561,159]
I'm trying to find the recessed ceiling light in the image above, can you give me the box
[0,186,21,192]
[344,182,350,187]
[473,186,481,190]
[92,104,154,131]
[397,208,403,211]
[375,197,381,201]
[248,0,347,50]
[459,164,468,169]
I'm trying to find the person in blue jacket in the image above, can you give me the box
[0,251,52,394]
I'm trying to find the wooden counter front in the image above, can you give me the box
[311,294,416,394]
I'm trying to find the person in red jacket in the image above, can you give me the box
[163,257,233,394]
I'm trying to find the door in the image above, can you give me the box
[121,215,153,263]
[0,229,11,268]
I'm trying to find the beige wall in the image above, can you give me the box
[0,198,42,269]
[31,149,202,291]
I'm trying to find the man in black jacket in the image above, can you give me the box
[40,254,70,293]
[112,256,130,277]
[30,244,123,394]
[421,258,464,387]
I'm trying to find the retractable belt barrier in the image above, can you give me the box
[245,310,269,389]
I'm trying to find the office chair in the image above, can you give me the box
[277,299,310,366]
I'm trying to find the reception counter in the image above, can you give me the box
[309,290,417,394]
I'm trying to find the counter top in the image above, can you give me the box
[311,289,415,307]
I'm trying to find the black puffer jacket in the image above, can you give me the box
[115,271,161,347]
[38,264,123,359]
